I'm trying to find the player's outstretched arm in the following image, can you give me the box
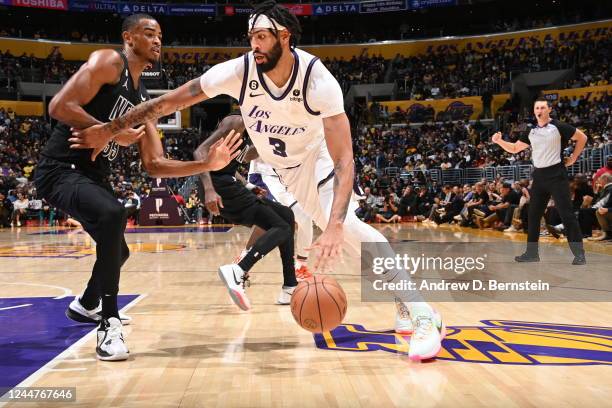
[138,120,242,178]
[71,77,211,150]
[193,115,246,215]
[491,131,530,154]
[309,112,354,271]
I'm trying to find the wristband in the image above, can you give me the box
[245,183,256,191]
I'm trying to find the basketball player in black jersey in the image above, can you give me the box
[34,14,241,361]
[194,113,298,311]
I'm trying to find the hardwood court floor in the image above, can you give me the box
[0,223,610,407]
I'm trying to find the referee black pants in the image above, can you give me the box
[526,162,584,256]
[35,160,129,318]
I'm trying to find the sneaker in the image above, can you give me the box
[408,309,445,361]
[276,285,296,305]
[572,254,587,265]
[504,225,519,233]
[66,296,132,325]
[295,264,312,281]
[514,252,540,262]
[453,215,463,222]
[96,318,129,361]
[545,224,561,239]
[394,299,413,334]
[587,233,609,241]
[218,264,251,311]
[16,221,21,227]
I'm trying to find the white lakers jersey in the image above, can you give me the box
[200,48,345,169]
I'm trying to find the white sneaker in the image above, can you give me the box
[453,215,463,222]
[504,225,518,233]
[394,299,413,334]
[276,286,296,305]
[16,221,21,227]
[408,309,445,361]
[66,296,132,325]
[96,317,129,361]
[218,264,251,311]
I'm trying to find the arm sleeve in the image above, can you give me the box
[306,61,345,118]
[554,120,577,145]
[519,130,531,145]
[199,57,244,100]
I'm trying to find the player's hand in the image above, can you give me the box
[69,123,114,161]
[113,125,145,147]
[597,207,608,215]
[306,223,344,272]
[491,132,502,144]
[204,189,223,216]
[252,186,267,198]
[203,129,243,171]
[564,156,577,167]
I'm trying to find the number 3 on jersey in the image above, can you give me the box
[269,137,287,157]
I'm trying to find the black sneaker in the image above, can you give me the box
[545,224,562,239]
[572,254,587,265]
[514,253,540,263]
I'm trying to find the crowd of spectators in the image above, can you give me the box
[390,37,611,100]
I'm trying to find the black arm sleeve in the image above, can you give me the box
[553,119,577,147]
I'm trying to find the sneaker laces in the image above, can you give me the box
[104,321,124,342]
[395,299,410,320]
[242,272,251,289]
[413,316,434,340]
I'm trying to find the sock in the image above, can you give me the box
[282,264,298,287]
[101,294,119,320]
[238,248,262,272]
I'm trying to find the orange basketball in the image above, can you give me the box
[290,276,347,333]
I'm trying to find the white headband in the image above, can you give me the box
[248,14,287,32]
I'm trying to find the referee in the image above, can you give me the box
[492,96,587,265]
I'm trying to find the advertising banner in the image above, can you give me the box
[117,2,168,15]
[359,0,406,14]
[312,2,359,16]
[168,4,216,16]
[407,0,457,10]
[69,0,117,12]
[12,0,68,10]
[542,84,612,102]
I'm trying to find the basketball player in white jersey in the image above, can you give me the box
[69,0,444,360]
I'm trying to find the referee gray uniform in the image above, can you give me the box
[519,119,584,258]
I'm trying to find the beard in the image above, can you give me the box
[256,40,283,72]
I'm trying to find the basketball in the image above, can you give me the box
[290,276,347,333]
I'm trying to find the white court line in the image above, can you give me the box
[0,304,32,311]
[0,282,72,299]
[48,368,87,372]
[0,294,147,407]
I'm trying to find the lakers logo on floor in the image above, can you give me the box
[315,320,612,365]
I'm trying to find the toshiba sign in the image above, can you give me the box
[12,0,68,10]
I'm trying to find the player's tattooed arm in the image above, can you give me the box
[105,78,207,134]
[71,77,211,157]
